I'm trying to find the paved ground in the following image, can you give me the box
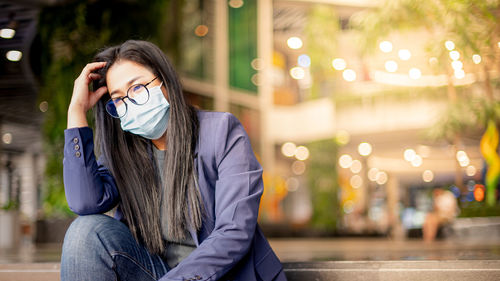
[269,237,500,262]
[1,237,500,263]
[1,238,500,280]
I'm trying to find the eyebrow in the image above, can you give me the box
[109,76,143,98]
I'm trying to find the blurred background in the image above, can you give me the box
[0,0,500,263]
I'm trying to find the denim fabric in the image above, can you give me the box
[61,214,169,281]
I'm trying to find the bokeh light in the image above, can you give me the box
[298,54,311,68]
[429,57,438,66]
[368,168,379,181]
[251,58,263,70]
[384,60,398,72]
[451,60,463,70]
[194,25,209,37]
[295,146,310,161]
[343,200,355,214]
[350,175,363,188]
[335,130,350,145]
[422,170,434,182]
[2,133,12,144]
[292,160,306,175]
[342,69,356,82]
[444,40,455,50]
[350,160,362,174]
[404,148,416,162]
[408,68,421,79]
[466,165,476,177]
[287,36,303,49]
[379,41,393,53]
[472,54,481,64]
[474,184,485,201]
[281,142,297,157]
[449,50,460,61]
[454,69,465,79]
[339,154,353,169]
[456,151,470,167]
[39,101,49,112]
[228,0,244,8]
[290,67,305,80]
[6,50,22,62]
[358,142,372,156]
[411,155,423,167]
[375,171,388,185]
[332,58,347,70]
[398,49,411,60]
[0,28,15,39]
[251,74,261,86]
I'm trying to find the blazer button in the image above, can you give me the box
[74,144,80,150]
[73,137,79,144]
[75,151,81,158]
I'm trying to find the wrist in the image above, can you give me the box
[67,105,88,128]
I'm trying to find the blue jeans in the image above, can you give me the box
[61,214,170,281]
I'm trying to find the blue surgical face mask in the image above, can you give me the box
[119,82,170,139]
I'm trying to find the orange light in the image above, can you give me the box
[474,184,485,202]
[194,25,209,37]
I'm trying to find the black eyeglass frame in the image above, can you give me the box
[105,76,159,118]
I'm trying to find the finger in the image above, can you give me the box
[88,73,101,81]
[94,85,108,98]
[79,62,107,80]
[89,86,108,106]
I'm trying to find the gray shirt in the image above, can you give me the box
[153,146,196,269]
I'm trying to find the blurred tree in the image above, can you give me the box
[307,139,340,232]
[351,0,500,206]
[37,0,179,217]
[305,4,340,99]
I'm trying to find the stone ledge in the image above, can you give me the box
[1,261,500,281]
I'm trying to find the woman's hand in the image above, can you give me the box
[67,62,108,128]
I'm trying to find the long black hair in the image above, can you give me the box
[92,40,203,255]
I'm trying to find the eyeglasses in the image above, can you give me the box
[105,77,159,118]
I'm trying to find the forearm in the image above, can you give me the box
[67,105,89,129]
[63,127,118,214]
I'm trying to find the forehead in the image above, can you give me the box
[106,60,153,88]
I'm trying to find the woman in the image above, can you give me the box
[61,40,286,281]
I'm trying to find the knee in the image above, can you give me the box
[62,214,117,256]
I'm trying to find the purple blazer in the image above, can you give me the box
[63,111,287,281]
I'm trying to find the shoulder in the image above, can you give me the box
[197,110,238,125]
[196,110,243,137]
[195,110,250,160]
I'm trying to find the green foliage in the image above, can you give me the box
[304,5,340,99]
[351,0,500,58]
[1,200,19,211]
[306,139,340,231]
[428,97,500,142]
[37,0,173,218]
[458,201,500,217]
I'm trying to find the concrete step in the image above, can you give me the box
[1,260,499,281]
[0,263,60,281]
[283,260,500,281]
